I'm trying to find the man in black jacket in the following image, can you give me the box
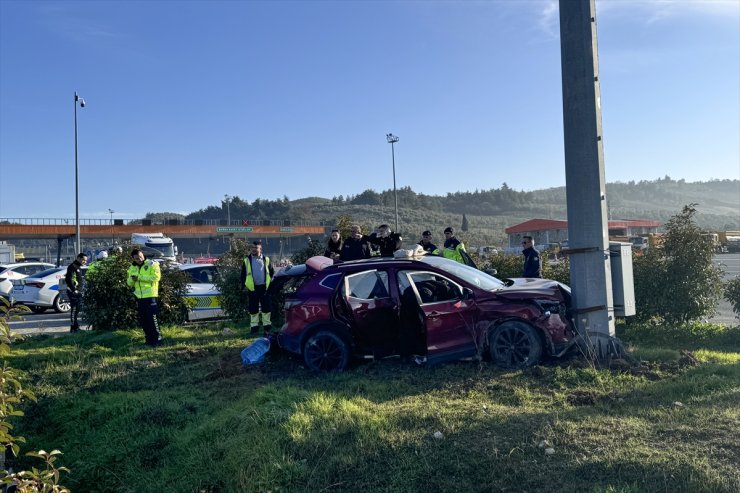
[417,230,437,254]
[65,253,88,332]
[522,236,541,278]
[340,225,372,261]
[368,224,402,257]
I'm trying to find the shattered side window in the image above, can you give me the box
[343,270,390,300]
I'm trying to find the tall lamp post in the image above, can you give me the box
[74,92,86,254]
[386,133,399,232]
[108,208,115,245]
[224,194,231,225]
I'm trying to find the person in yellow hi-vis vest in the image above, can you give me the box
[127,248,163,347]
[240,240,275,334]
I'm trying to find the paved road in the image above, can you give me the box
[7,311,87,336]
[7,254,739,336]
[713,252,740,325]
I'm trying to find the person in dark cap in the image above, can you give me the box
[417,230,437,254]
[434,226,475,267]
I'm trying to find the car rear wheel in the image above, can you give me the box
[30,305,48,314]
[488,321,543,368]
[53,294,71,313]
[303,330,350,372]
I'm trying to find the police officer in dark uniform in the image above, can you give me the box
[65,253,88,332]
[417,230,437,254]
[522,236,541,278]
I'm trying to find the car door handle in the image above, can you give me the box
[428,311,440,317]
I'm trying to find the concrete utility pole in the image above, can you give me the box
[559,0,615,357]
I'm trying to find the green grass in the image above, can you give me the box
[5,322,740,493]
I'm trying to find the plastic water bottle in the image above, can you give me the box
[241,337,270,365]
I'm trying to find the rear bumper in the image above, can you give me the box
[277,332,301,355]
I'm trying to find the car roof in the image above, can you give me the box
[25,267,66,278]
[178,263,215,271]
[0,262,55,269]
[306,255,444,275]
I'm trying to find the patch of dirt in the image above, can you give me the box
[205,352,244,381]
[565,390,597,406]
[173,347,208,360]
[678,350,700,367]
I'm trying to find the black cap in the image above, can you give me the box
[422,230,432,236]
[444,227,454,234]
[252,240,262,245]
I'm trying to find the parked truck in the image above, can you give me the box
[131,233,178,262]
[718,231,740,253]
[0,243,16,264]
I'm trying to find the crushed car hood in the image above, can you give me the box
[493,278,571,302]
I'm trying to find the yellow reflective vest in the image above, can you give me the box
[244,256,271,291]
[433,242,466,264]
[127,260,161,299]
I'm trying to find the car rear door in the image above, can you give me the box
[399,270,478,363]
[342,269,398,357]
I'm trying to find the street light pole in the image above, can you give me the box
[74,92,85,254]
[386,133,399,232]
[108,208,115,245]
[224,194,231,225]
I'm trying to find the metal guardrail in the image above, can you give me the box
[0,218,329,227]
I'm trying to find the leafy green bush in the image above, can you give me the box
[632,205,724,323]
[82,250,190,331]
[290,240,325,265]
[1,300,70,491]
[482,253,522,280]
[214,240,251,321]
[482,251,570,285]
[725,276,740,319]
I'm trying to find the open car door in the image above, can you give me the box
[341,269,399,358]
[399,271,478,364]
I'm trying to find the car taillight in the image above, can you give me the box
[26,282,45,289]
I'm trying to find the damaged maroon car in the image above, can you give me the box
[272,255,577,371]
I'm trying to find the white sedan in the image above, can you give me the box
[178,263,223,321]
[11,267,69,313]
[0,262,54,298]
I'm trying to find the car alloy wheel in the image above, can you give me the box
[489,321,543,368]
[303,330,350,372]
[53,294,71,313]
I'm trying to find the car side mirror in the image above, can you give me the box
[461,287,474,300]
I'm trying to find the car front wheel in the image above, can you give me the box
[488,321,543,368]
[303,330,350,372]
[53,294,71,313]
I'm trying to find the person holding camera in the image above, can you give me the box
[368,224,402,257]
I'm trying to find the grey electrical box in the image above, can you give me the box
[609,242,636,317]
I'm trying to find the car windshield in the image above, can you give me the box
[420,256,505,291]
[145,242,174,257]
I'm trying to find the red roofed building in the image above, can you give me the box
[504,218,660,248]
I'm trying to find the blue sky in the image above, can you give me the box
[1,0,738,219]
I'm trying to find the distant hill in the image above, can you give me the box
[182,178,739,248]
